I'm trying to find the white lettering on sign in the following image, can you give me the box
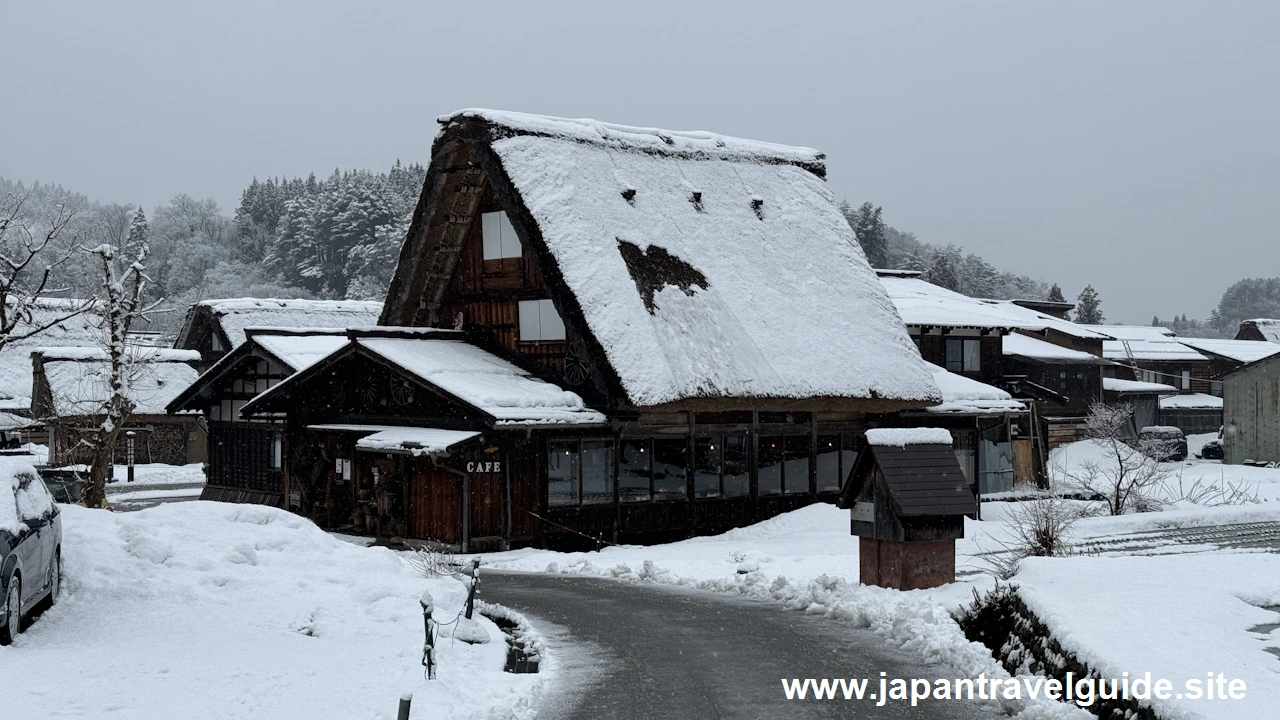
[465,461,503,474]
[851,502,875,524]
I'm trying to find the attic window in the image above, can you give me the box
[689,191,704,212]
[518,299,566,342]
[750,197,764,220]
[481,211,522,260]
[621,188,636,206]
[211,332,223,352]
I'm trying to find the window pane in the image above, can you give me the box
[482,211,502,260]
[784,435,811,494]
[619,439,651,502]
[498,211,522,258]
[964,339,981,372]
[518,299,541,340]
[693,437,721,498]
[723,435,749,497]
[538,299,566,341]
[547,441,579,506]
[652,439,688,501]
[758,436,783,496]
[816,434,840,492]
[945,338,963,372]
[581,440,613,504]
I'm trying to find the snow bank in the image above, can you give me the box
[1,502,541,720]
[866,427,953,447]
[1016,554,1280,720]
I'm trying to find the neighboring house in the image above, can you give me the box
[1235,319,1280,343]
[30,347,201,466]
[174,298,383,370]
[885,363,1028,496]
[224,109,940,550]
[0,299,100,416]
[1083,325,1214,394]
[877,270,1110,452]
[1157,393,1223,436]
[1222,353,1280,464]
[1102,377,1179,436]
[166,329,349,506]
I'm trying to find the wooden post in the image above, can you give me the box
[502,448,512,552]
[397,693,412,720]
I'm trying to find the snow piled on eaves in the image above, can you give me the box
[1100,339,1208,361]
[491,133,938,406]
[354,427,481,457]
[1175,337,1280,364]
[1158,393,1222,410]
[1102,377,1178,394]
[200,298,383,349]
[1002,333,1106,363]
[40,355,200,417]
[925,364,1025,415]
[357,337,605,425]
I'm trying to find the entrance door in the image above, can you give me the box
[408,462,462,545]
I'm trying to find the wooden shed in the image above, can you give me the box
[1222,353,1280,465]
[840,428,977,590]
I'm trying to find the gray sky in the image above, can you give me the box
[3,1,1277,324]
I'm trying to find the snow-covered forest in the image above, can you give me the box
[4,173,1274,339]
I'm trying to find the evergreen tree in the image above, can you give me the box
[1152,315,1161,327]
[925,250,961,291]
[1076,285,1104,324]
[844,202,889,268]
[1047,284,1065,303]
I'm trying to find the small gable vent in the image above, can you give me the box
[621,188,636,206]
[690,191,704,212]
[750,197,764,220]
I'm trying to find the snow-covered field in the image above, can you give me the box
[482,439,1280,720]
[1,502,541,720]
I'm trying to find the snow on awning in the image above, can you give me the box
[1103,377,1178,394]
[866,428,953,448]
[353,427,481,457]
[1002,334,1108,364]
[1158,393,1223,410]
[925,364,1025,415]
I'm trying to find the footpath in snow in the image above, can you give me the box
[0,502,542,720]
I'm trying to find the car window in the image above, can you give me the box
[15,472,54,522]
[0,483,18,534]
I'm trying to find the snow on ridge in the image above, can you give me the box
[198,298,383,349]
[441,108,824,168]
[33,346,201,363]
[866,427,953,447]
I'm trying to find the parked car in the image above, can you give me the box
[1137,426,1188,462]
[2,460,62,645]
[1198,439,1224,460]
[37,468,86,504]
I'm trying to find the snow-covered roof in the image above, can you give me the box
[252,333,349,373]
[1174,337,1280,364]
[878,275,1108,340]
[34,347,201,363]
[353,427,482,457]
[356,337,605,425]
[431,109,939,408]
[865,428,953,447]
[0,298,101,412]
[1239,318,1280,343]
[1100,339,1208,362]
[0,412,38,431]
[924,364,1025,415]
[1002,333,1107,364]
[1103,377,1179,394]
[184,298,383,350]
[1158,393,1223,410]
[35,347,199,417]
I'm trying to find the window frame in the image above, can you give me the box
[945,337,982,373]
[547,438,616,507]
[518,298,567,342]
[481,210,522,260]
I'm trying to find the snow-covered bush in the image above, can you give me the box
[977,494,1085,579]
[1060,403,1170,515]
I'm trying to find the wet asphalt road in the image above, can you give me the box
[482,572,995,720]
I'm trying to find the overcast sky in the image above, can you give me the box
[3,1,1276,323]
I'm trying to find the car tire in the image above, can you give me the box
[1,575,20,646]
[48,554,60,606]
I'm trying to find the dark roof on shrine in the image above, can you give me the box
[862,444,978,517]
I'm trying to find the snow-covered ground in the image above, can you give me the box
[1,503,542,720]
[482,440,1280,719]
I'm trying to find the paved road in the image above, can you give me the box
[482,572,995,720]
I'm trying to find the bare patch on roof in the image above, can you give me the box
[616,240,709,315]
